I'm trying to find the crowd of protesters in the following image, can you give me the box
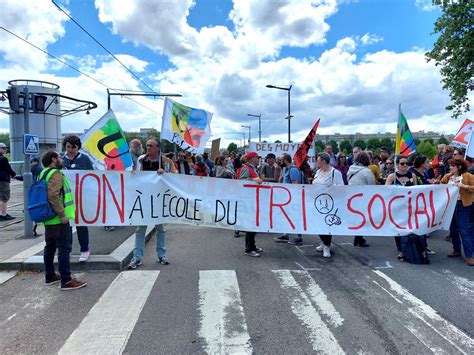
[160,141,473,265]
[1,136,472,288]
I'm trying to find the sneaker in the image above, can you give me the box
[4,214,15,220]
[0,215,5,221]
[288,237,303,245]
[274,235,289,243]
[426,248,436,255]
[253,247,263,253]
[447,251,461,258]
[60,278,87,291]
[316,243,325,252]
[323,246,332,258]
[128,259,143,270]
[234,231,241,238]
[79,251,91,262]
[45,273,61,286]
[245,250,261,257]
[158,257,170,265]
[465,258,474,266]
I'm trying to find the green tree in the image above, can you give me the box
[227,142,238,153]
[379,137,394,153]
[146,129,175,152]
[425,0,474,118]
[275,140,282,143]
[437,135,450,145]
[125,132,145,147]
[414,138,421,147]
[417,141,438,160]
[314,139,325,153]
[353,139,366,150]
[328,139,339,154]
[366,138,381,151]
[0,132,9,145]
[339,139,353,154]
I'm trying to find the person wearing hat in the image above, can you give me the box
[237,152,264,257]
[260,153,281,183]
[0,143,16,221]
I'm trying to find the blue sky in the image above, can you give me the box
[0,0,465,144]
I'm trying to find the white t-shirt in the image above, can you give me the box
[312,167,344,186]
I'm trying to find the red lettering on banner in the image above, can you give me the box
[243,184,271,226]
[429,190,438,227]
[74,173,80,224]
[407,191,413,230]
[79,173,101,224]
[440,187,451,221]
[368,194,386,230]
[102,173,125,223]
[270,186,295,229]
[301,186,307,231]
[414,193,430,229]
[388,195,406,229]
[347,193,366,230]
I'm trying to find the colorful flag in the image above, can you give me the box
[395,106,416,156]
[451,118,473,148]
[160,98,213,154]
[80,110,132,171]
[293,118,320,167]
[466,131,474,159]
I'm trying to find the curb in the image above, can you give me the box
[0,226,155,272]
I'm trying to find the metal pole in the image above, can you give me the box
[23,87,33,238]
[107,88,111,110]
[259,115,262,143]
[287,88,291,143]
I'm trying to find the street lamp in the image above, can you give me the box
[247,113,262,142]
[238,132,246,149]
[266,84,292,142]
[241,125,251,146]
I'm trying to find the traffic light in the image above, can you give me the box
[32,94,48,112]
[6,86,20,112]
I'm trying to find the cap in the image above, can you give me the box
[245,152,260,160]
[0,143,6,148]
[265,153,276,159]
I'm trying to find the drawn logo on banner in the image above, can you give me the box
[171,101,209,148]
[314,193,341,226]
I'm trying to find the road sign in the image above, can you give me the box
[24,134,39,155]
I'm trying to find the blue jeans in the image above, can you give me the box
[44,223,72,285]
[133,225,166,262]
[450,201,473,258]
[76,226,89,253]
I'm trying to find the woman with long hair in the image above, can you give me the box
[334,153,349,185]
[386,156,417,261]
[441,157,474,266]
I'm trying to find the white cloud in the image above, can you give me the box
[359,33,383,46]
[0,0,68,70]
[415,0,437,12]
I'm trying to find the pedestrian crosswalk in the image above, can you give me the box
[0,268,473,354]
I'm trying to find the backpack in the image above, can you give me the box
[401,234,430,264]
[27,168,58,223]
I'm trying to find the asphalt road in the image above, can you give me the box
[0,225,472,354]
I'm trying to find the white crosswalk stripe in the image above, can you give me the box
[198,270,252,354]
[59,270,160,355]
[273,270,345,354]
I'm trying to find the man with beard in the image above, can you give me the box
[129,139,143,170]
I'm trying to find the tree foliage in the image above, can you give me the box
[339,139,353,154]
[417,141,438,160]
[227,142,238,153]
[437,135,450,145]
[366,138,381,151]
[0,132,9,145]
[379,137,394,153]
[314,140,325,153]
[425,0,474,118]
[353,139,366,150]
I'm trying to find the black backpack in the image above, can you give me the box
[401,234,430,264]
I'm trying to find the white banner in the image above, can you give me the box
[161,98,213,154]
[65,171,457,236]
[249,142,316,168]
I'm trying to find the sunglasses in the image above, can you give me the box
[399,162,408,166]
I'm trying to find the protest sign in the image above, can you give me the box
[66,171,457,236]
[249,142,316,168]
[80,110,132,171]
[451,119,473,149]
[161,98,213,154]
[210,138,221,161]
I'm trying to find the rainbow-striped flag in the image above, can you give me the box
[80,110,132,171]
[395,106,416,156]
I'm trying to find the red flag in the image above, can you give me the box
[293,118,320,167]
